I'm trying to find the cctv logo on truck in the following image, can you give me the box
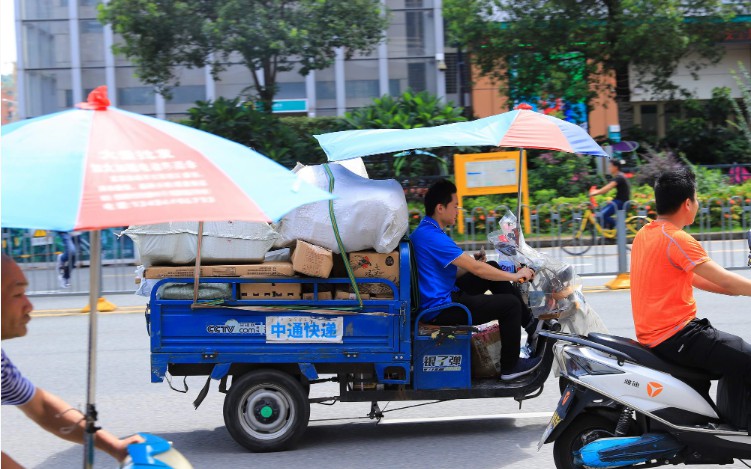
[206,319,265,335]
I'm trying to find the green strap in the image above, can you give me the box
[323,164,363,308]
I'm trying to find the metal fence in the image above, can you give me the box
[2,228,137,297]
[5,196,750,296]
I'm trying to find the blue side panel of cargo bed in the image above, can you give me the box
[148,241,414,383]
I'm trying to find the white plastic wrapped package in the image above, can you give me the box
[274,163,408,254]
[122,221,279,267]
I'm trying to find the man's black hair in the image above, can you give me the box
[611,159,626,169]
[654,167,696,215]
[424,179,457,216]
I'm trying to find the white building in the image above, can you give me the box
[14,0,459,120]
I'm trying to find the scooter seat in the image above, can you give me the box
[587,333,722,381]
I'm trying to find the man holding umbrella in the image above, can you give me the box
[1,254,142,468]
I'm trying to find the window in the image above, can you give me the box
[166,85,206,104]
[408,62,426,91]
[118,87,155,106]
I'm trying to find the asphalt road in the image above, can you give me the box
[2,271,750,468]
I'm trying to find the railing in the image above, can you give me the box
[5,196,750,296]
[2,228,137,297]
[437,196,751,276]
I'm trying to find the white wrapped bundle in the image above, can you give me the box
[274,163,408,254]
[122,221,279,266]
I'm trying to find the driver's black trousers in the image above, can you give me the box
[427,261,534,372]
[654,317,751,428]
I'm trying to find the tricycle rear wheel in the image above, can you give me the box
[223,369,310,452]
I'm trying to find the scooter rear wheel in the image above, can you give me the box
[553,413,617,469]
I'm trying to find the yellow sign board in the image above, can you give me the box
[454,151,530,234]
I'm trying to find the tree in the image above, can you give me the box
[99,0,388,112]
[343,90,468,178]
[729,62,751,146]
[661,87,751,164]
[443,0,746,130]
[181,97,347,166]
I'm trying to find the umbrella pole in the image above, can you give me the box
[516,148,524,226]
[84,229,101,469]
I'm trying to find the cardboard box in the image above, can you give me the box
[334,290,370,300]
[302,291,333,301]
[239,282,302,300]
[145,262,294,279]
[348,251,399,295]
[291,240,333,278]
[470,320,501,378]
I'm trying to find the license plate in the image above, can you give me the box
[537,384,576,450]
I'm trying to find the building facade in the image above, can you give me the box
[15,0,749,140]
[15,0,457,120]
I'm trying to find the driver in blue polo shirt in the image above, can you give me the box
[411,179,541,380]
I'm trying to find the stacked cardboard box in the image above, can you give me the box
[145,262,294,279]
[239,282,302,300]
[348,251,399,297]
[290,240,333,278]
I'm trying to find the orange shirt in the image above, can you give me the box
[630,221,710,347]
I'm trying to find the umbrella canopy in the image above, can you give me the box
[315,104,607,236]
[2,86,333,231]
[1,86,333,469]
[314,105,608,162]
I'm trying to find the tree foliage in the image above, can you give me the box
[661,87,751,164]
[343,90,469,178]
[182,97,303,166]
[443,0,746,127]
[99,0,388,112]
[729,62,751,146]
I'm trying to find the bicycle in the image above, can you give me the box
[559,189,653,256]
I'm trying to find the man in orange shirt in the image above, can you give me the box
[630,168,751,389]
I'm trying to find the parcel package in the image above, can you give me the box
[274,163,408,254]
[122,221,278,266]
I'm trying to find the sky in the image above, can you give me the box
[2,1,16,75]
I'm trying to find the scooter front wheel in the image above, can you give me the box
[553,413,617,469]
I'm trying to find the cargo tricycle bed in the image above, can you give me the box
[146,240,557,452]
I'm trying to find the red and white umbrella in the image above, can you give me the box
[1,86,333,468]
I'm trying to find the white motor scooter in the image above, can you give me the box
[537,229,751,468]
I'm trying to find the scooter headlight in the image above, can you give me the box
[563,348,624,378]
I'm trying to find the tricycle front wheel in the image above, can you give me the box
[223,369,310,452]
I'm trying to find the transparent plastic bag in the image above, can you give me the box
[488,211,607,334]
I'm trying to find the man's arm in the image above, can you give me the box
[590,181,616,196]
[18,387,142,462]
[452,253,533,283]
[692,259,751,296]
[2,451,23,469]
